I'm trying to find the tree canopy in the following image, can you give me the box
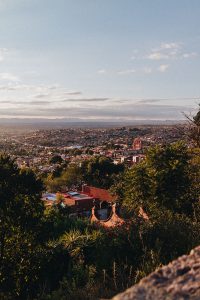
[186,104,200,147]
[81,156,124,189]
[115,142,199,217]
[0,155,44,299]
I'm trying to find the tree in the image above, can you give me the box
[0,155,45,299]
[81,156,124,189]
[185,104,200,147]
[45,164,83,192]
[50,155,63,164]
[119,142,198,217]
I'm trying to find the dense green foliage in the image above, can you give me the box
[49,155,63,165]
[81,156,124,188]
[189,104,200,147]
[45,156,124,192]
[0,156,44,299]
[184,103,200,147]
[117,142,199,217]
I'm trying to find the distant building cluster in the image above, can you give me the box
[0,125,184,173]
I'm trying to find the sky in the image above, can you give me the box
[0,0,199,121]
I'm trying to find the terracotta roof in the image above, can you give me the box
[82,185,117,202]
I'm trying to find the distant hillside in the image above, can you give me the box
[0,118,186,130]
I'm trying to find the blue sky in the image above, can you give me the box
[0,0,199,120]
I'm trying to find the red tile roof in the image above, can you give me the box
[82,185,117,202]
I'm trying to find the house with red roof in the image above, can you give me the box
[81,184,117,205]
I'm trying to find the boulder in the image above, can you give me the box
[112,246,200,300]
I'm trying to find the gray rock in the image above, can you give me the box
[112,246,200,300]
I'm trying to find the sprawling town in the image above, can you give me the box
[0,124,186,171]
[0,123,188,224]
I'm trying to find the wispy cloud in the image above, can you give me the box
[130,55,136,60]
[0,48,8,62]
[147,42,180,60]
[143,67,152,74]
[34,93,50,98]
[98,69,107,74]
[137,99,161,104]
[63,91,82,95]
[160,42,180,50]
[158,64,169,72]
[182,52,197,59]
[130,49,139,60]
[146,42,198,62]
[28,101,51,105]
[148,52,169,60]
[0,81,197,121]
[0,73,20,82]
[0,100,46,105]
[117,69,135,75]
[0,84,60,92]
[62,97,109,102]
[0,102,192,120]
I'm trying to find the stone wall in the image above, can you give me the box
[112,246,200,300]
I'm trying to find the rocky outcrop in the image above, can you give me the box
[112,246,200,300]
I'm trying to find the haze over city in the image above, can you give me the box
[0,0,199,121]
